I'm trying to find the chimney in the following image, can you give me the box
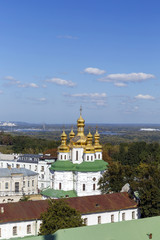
[1,207,4,213]
[7,164,11,170]
[149,233,152,239]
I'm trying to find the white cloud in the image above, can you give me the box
[46,78,76,87]
[114,82,127,87]
[38,97,46,102]
[99,72,155,83]
[84,67,106,75]
[64,92,107,107]
[4,76,15,81]
[4,76,20,85]
[28,83,39,88]
[71,93,107,98]
[17,83,39,88]
[135,94,155,100]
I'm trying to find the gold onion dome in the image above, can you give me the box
[84,130,94,153]
[69,128,75,140]
[94,129,102,152]
[58,130,69,152]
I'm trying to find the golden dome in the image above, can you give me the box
[58,130,69,153]
[84,130,94,153]
[94,129,102,152]
[69,128,75,140]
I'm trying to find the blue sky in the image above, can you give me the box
[0,0,160,124]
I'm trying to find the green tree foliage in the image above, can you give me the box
[98,162,125,193]
[0,132,60,154]
[39,199,84,235]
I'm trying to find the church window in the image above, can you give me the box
[132,211,135,219]
[76,151,78,161]
[0,228,1,237]
[23,181,25,188]
[98,154,100,159]
[32,180,34,187]
[84,218,88,225]
[61,155,62,160]
[87,156,89,161]
[5,182,8,189]
[98,216,101,224]
[64,155,66,160]
[122,213,125,221]
[93,183,96,190]
[27,224,31,234]
[28,181,30,187]
[91,156,93,161]
[111,214,114,223]
[59,183,62,190]
[13,226,17,236]
[83,184,85,191]
[41,166,44,172]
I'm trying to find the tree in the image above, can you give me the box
[98,161,125,193]
[39,199,84,235]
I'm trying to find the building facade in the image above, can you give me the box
[50,111,107,197]
[0,167,38,203]
[0,192,139,239]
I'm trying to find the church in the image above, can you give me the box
[49,109,108,197]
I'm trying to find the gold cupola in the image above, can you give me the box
[69,127,75,140]
[94,128,102,152]
[84,130,95,153]
[71,107,87,147]
[58,130,69,152]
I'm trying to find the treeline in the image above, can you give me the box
[99,142,160,218]
[0,132,60,154]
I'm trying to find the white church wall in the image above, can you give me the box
[82,208,139,226]
[72,148,84,164]
[53,171,73,191]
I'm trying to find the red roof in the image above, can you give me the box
[0,193,137,223]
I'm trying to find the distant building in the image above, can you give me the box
[0,154,57,191]
[0,192,139,239]
[0,167,38,203]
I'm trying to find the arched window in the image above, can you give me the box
[83,184,85,191]
[91,156,93,161]
[93,183,96,190]
[59,183,62,190]
[61,155,62,160]
[64,155,66,160]
[98,154,100,159]
[87,156,89,161]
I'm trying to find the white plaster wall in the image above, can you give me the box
[75,171,102,196]
[53,171,73,191]
[0,219,42,239]
[95,152,102,160]
[83,153,95,162]
[58,152,69,161]
[72,148,84,164]
[82,208,139,226]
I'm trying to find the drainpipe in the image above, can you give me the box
[35,219,37,235]
[118,210,121,222]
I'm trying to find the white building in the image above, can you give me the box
[48,110,107,197]
[0,154,56,191]
[0,192,139,239]
[0,167,38,203]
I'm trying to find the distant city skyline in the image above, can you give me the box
[0,0,160,124]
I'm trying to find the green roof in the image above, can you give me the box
[41,188,77,198]
[50,160,108,172]
[9,216,160,240]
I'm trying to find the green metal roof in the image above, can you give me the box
[41,188,77,198]
[50,160,108,172]
[8,216,160,240]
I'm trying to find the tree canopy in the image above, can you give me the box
[39,199,84,235]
